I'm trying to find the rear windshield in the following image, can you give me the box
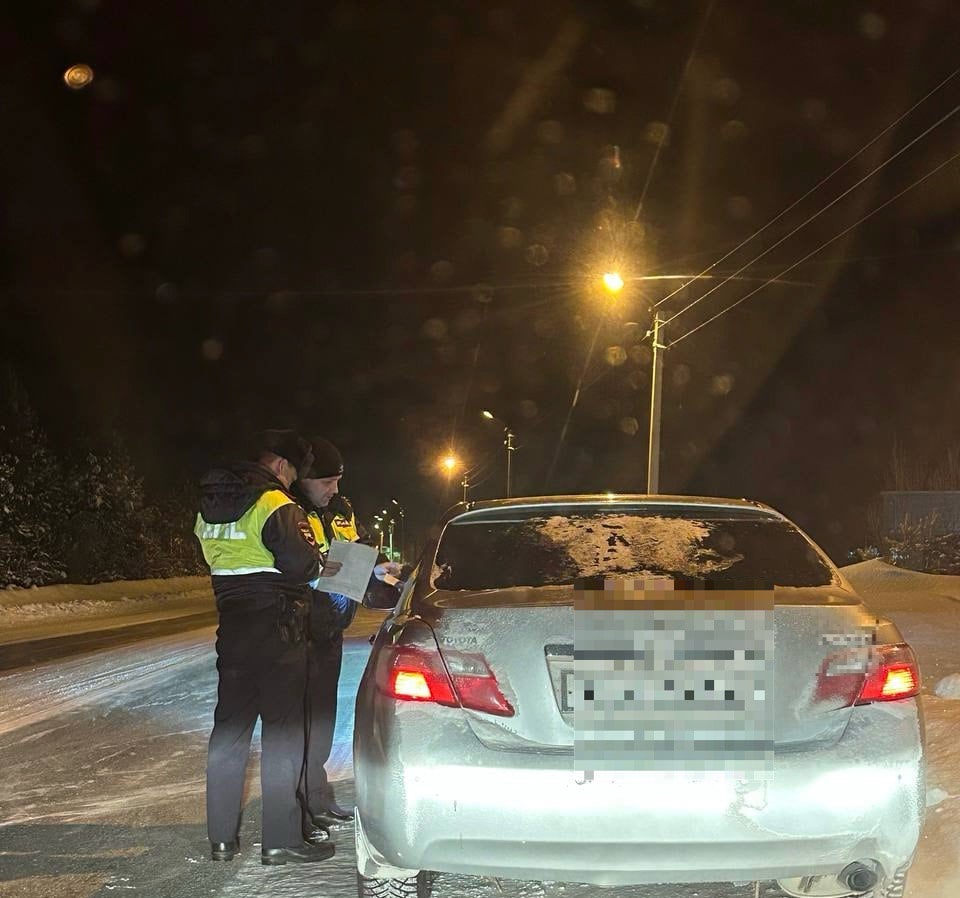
[432,504,835,591]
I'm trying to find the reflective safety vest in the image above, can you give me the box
[306,507,359,554]
[329,511,360,543]
[194,489,294,576]
[305,511,330,554]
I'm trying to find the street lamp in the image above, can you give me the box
[438,452,463,506]
[480,410,516,498]
[390,498,405,562]
[601,270,657,492]
[602,271,625,294]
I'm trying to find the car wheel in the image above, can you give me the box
[356,870,434,898]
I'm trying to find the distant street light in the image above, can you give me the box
[390,498,406,562]
[481,410,516,498]
[441,453,460,473]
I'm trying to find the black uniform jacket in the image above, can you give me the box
[199,462,319,610]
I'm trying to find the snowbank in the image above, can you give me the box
[842,557,960,601]
[936,674,960,700]
[0,576,214,646]
[0,575,211,610]
[0,575,386,648]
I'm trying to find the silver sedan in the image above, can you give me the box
[353,496,924,898]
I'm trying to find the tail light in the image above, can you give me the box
[856,643,921,704]
[375,633,515,717]
[815,642,921,706]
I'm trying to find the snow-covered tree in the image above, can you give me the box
[0,368,66,587]
[59,436,153,582]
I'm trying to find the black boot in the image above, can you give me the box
[302,820,331,846]
[210,840,239,861]
[310,798,353,826]
[261,842,336,865]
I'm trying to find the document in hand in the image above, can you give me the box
[320,541,379,603]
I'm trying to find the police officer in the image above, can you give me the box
[294,438,400,833]
[195,430,339,865]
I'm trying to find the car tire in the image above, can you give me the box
[356,871,434,898]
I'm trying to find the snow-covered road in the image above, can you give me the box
[0,562,957,898]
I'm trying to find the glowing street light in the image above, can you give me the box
[602,271,624,294]
[63,64,94,90]
[441,453,460,473]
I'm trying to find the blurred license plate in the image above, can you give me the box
[573,600,775,771]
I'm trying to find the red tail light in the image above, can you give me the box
[816,642,921,706]
[856,644,921,704]
[376,645,458,707]
[375,642,515,717]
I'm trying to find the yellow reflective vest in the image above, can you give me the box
[305,507,359,554]
[194,489,294,576]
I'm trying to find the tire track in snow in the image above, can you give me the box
[0,628,214,739]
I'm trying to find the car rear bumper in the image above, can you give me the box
[354,703,924,886]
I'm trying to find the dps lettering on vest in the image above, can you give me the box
[195,489,294,576]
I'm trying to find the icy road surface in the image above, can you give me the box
[0,562,958,897]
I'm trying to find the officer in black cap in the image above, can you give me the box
[294,438,401,833]
[195,429,341,865]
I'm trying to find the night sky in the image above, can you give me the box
[2,0,959,559]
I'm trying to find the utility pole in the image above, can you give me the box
[388,520,395,562]
[647,311,665,494]
[390,499,405,562]
[505,428,515,498]
[461,470,470,503]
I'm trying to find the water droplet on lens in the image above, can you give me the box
[201,338,223,361]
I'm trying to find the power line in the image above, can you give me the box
[651,64,960,312]
[709,244,960,274]
[663,98,960,328]
[669,146,960,347]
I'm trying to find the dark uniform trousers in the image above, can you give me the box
[206,604,308,849]
[301,614,345,814]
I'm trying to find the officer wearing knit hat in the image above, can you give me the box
[294,437,400,831]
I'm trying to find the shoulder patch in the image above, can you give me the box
[298,520,316,546]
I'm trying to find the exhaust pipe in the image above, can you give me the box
[839,862,878,894]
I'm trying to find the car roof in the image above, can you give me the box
[440,494,784,525]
